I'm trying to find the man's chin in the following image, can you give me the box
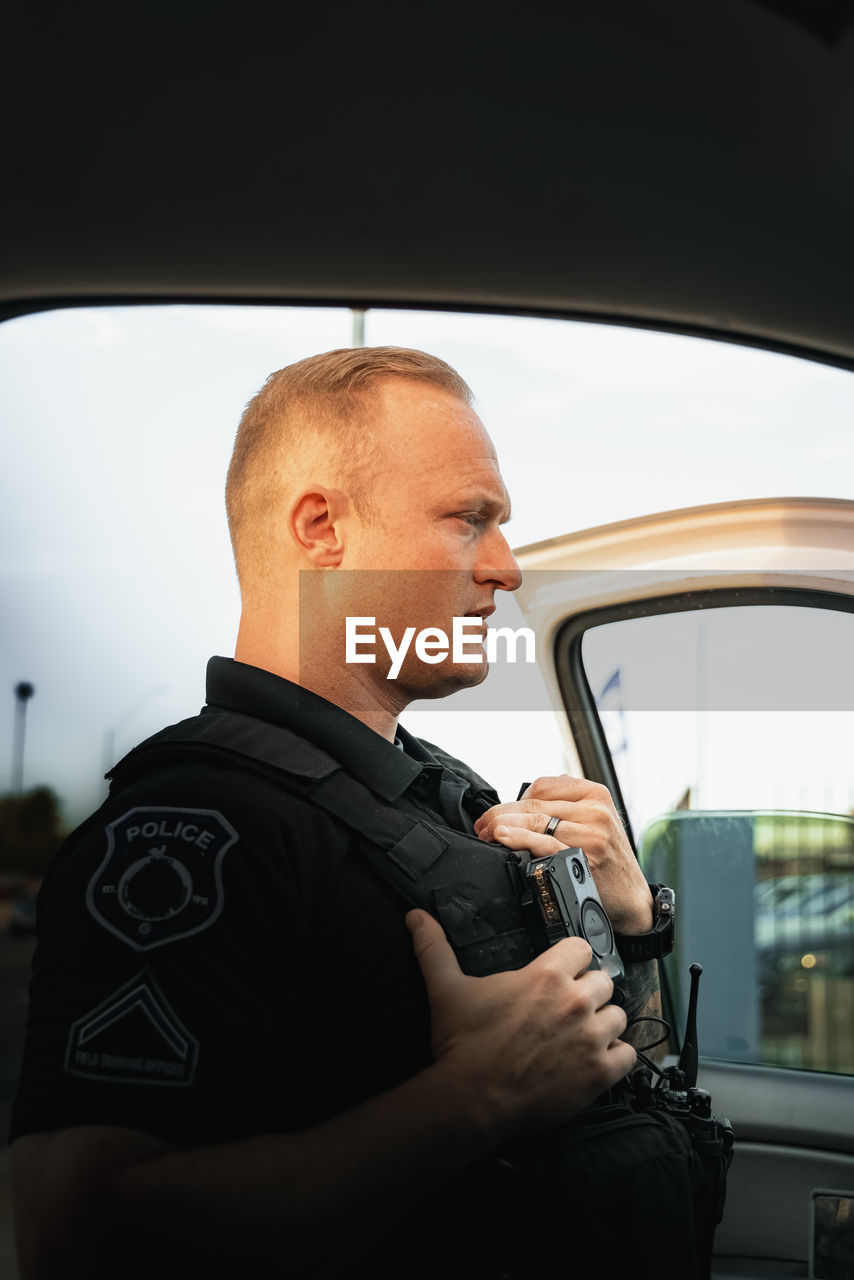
[402,659,491,702]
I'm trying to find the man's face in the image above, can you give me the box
[332,377,522,705]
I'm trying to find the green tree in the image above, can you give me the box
[0,787,67,877]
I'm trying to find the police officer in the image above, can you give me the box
[11,348,661,1278]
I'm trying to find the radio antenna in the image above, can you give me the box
[678,962,703,1090]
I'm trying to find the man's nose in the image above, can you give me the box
[474,528,523,593]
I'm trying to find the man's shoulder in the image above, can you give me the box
[110,706,337,791]
[36,751,354,949]
[60,748,348,881]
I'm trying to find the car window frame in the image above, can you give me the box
[554,585,854,830]
[553,584,854,1061]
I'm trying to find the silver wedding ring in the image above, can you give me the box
[544,815,561,838]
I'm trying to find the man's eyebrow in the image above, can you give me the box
[456,494,512,522]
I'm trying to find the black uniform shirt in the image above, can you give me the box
[10,656,502,1148]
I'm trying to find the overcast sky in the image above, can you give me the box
[2,304,853,830]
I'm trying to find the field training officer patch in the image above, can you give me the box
[87,807,238,950]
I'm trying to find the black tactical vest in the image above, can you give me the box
[107,704,733,1280]
[107,705,543,978]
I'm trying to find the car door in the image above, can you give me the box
[512,495,854,1277]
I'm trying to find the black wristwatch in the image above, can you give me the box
[613,884,675,963]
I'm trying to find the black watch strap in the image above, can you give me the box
[614,884,675,963]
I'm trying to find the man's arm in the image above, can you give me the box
[473,774,665,1051]
[616,958,665,1054]
[473,774,654,931]
[13,914,635,1280]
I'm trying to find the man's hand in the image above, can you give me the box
[406,908,636,1146]
[473,774,653,934]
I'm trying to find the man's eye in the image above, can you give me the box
[456,512,485,527]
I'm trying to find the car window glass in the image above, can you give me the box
[582,601,854,1075]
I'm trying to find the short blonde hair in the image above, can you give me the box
[225,346,473,580]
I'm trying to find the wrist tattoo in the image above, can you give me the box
[619,960,667,1058]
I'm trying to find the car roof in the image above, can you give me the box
[4,1,854,369]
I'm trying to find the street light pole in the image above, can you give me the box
[11,682,35,795]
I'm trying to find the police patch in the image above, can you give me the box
[64,969,199,1086]
[86,807,237,950]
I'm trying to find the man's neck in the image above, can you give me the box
[307,668,402,742]
[233,633,401,743]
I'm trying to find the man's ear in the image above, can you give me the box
[289,488,347,566]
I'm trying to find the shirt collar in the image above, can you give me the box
[205,656,429,803]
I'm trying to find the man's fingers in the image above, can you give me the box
[475,803,592,845]
[477,807,627,868]
[488,823,565,857]
[483,814,600,863]
[599,999,630,1045]
[538,934,595,978]
[405,909,463,995]
[616,1039,638,1069]
[526,774,602,802]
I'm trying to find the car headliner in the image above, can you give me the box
[3,0,854,369]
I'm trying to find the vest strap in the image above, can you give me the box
[106,709,536,973]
